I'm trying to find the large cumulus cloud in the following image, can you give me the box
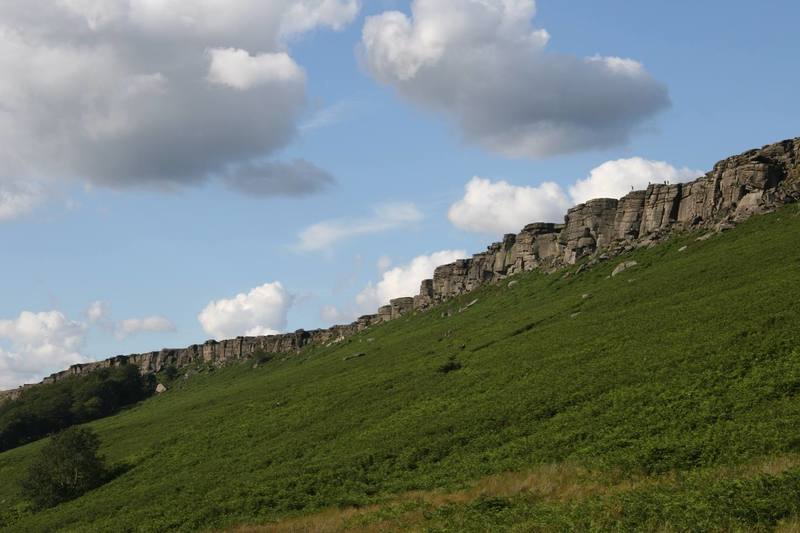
[448,158,703,234]
[0,311,89,390]
[0,0,358,202]
[361,0,670,158]
[197,282,294,340]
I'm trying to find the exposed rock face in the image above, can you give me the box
[378,305,393,323]
[389,297,414,319]
[640,184,682,235]
[356,314,379,331]
[3,137,798,399]
[561,198,619,262]
[612,191,644,241]
[413,279,435,310]
[414,137,798,305]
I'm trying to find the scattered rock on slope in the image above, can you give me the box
[612,261,639,277]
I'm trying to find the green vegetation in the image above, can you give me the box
[1,204,799,531]
[0,365,153,452]
[20,427,109,510]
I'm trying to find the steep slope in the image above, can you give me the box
[0,205,800,531]
[4,137,796,398]
[1,204,800,531]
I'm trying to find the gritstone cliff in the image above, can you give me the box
[1,137,797,401]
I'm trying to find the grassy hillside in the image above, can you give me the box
[2,204,800,532]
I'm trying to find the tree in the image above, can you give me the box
[20,427,109,509]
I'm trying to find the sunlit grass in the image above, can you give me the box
[1,203,799,532]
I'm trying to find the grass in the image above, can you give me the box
[1,203,799,532]
[232,455,800,532]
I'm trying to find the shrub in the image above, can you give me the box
[437,357,463,374]
[20,427,109,509]
[162,365,179,382]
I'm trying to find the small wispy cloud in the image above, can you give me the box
[300,100,355,132]
[116,316,176,340]
[295,202,424,252]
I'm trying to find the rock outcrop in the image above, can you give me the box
[412,137,799,303]
[2,137,798,400]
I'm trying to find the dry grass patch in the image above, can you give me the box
[226,455,800,533]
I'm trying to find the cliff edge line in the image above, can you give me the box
[1,137,797,402]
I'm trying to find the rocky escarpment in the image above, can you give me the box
[414,138,799,303]
[1,137,798,400]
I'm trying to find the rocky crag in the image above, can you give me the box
[1,137,797,403]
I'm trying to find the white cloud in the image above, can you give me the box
[296,203,424,251]
[116,316,176,339]
[0,304,179,389]
[377,255,393,274]
[448,177,570,234]
[0,180,45,221]
[356,250,465,310]
[300,100,353,133]
[361,0,669,157]
[86,301,110,324]
[569,157,703,204]
[207,48,305,90]
[0,311,90,389]
[281,0,361,36]
[198,282,294,340]
[122,0,359,38]
[449,157,704,234]
[0,0,358,199]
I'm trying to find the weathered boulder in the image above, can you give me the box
[612,261,639,277]
[155,384,167,394]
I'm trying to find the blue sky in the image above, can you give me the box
[1,0,798,388]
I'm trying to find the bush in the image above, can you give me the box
[162,365,179,382]
[437,357,463,374]
[20,427,109,509]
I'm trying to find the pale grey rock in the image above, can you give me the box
[640,184,682,235]
[459,299,479,313]
[612,261,639,277]
[561,198,618,263]
[389,297,414,320]
[614,191,646,240]
[155,383,167,394]
[378,305,393,323]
